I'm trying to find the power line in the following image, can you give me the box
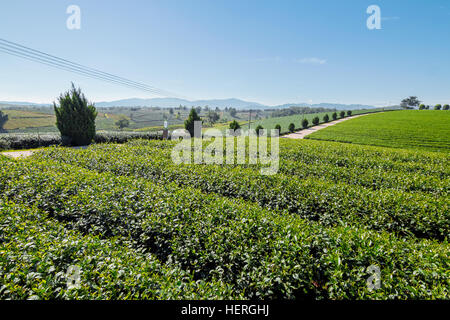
[0,45,165,94]
[0,38,175,96]
[0,38,183,98]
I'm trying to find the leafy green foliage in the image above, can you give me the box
[401,96,421,109]
[34,141,449,242]
[0,110,8,132]
[444,104,449,110]
[207,111,220,125]
[255,125,264,135]
[249,108,389,135]
[340,111,345,118]
[184,108,201,137]
[332,112,337,120]
[54,84,98,146]
[0,199,235,299]
[434,104,442,110]
[302,118,309,129]
[312,116,320,125]
[1,156,448,299]
[307,110,450,152]
[288,123,295,132]
[347,110,352,116]
[229,120,240,130]
[275,124,281,132]
[115,118,130,129]
[323,114,329,123]
[0,132,162,150]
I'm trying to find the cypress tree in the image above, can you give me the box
[184,108,202,137]
[54,83,97,146]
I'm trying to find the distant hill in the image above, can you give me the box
[95,98,266,109]
[0,101,51,108]
[1,98,376,110]
[95,98,375,110]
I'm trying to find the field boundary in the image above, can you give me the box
[1,146,89,159]
[282,114,373,139]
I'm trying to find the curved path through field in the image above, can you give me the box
[1,145,89,159]
[282,114,372,139]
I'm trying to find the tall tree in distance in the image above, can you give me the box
[207,110,220,125]
[400,96,421,109]
[54,83,97,146]
[184,108,202,137]
[115,118,130,129]
[0,110,8,132]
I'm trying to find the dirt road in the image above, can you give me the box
[282,114,370,139]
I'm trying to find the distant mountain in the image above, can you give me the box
[0,101,51,107]
[94,98,375,110]
[95,98,266,109]
[1,98,376,111]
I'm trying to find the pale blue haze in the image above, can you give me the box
[0,0,449,106]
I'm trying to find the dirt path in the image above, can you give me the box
[1,150,36,159]
[2,146,89,159]
[282,114,370,139]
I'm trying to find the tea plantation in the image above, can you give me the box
[306,110,450,152]
[0,131,448,299]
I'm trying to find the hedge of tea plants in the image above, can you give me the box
[0,199,236,300]
[0,157,448,299]
[34,140,449,241]
[0,131,163,150]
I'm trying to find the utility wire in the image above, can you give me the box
[0,45,164,94]
[0,38,174,96]
[0,38,182,98]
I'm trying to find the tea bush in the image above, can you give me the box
[34,142,449,241]
[0,159,448,299]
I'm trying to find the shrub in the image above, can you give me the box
[54,83,98,146]
[340,111,345,118]
[0,110,8,132]
[229,120,241,131]
[302,118,309,129]
[434,104,442,110]
[444,104,449,110]
[332,112,337,120]
[0,133,61,150]
[275,124,281,133]
[323,114,329,123]
[94,131,162,144]
[2,160,449,299]
[347,110,352,116]
[115,119,130,129]
[0,132,162,150]
[419,104,426,110]
[185,108,202,137]
[255,125,264,135]
[288,123,295,132]
[312,116,320,125]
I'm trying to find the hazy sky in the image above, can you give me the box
[1,0,449,106]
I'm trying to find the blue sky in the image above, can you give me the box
[0,0,449,106]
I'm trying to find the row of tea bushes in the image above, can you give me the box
[0,199,237,300]
[0,159,448,299]
[120,139,449,195]
[34,145,449,241]
[0,131,163,150]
